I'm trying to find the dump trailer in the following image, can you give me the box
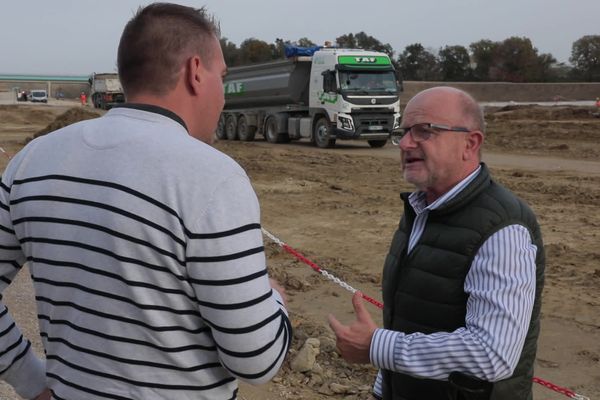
[217,46,402,148]
[89,73,125,110]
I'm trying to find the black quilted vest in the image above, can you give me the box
[381,164,545,400]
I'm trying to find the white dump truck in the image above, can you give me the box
[217,46,402,148]
[89,73,125,110]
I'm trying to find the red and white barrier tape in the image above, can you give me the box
[262,228,590,400]
[262,228,383,309]
[0,147,11,159]
[533,377,589,400]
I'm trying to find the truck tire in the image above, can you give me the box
[368,139,387,148]
[313,117,336,148]
[225,115,238,140]
[265,117,278,143]
[216,116,226,140]
[237,115,256,141]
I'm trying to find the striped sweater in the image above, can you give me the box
[0,105,291,399]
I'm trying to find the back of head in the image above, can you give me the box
[117,3,219,98]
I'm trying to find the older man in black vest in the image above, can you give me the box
[329,86,545,400]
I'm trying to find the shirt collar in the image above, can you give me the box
[408,165,482,214]
[112,103,188,131]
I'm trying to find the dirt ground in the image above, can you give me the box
[0,103,599,399]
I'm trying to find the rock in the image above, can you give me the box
[318,382,334,395]
[293,328,308,342]
[309,373,324,387]
[311,362,324,376]
[330,382,352,394]
[319,336,337,353]
[358,384,372,392]
[290,338,320,372]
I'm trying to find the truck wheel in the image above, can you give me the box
[265,117,278,143]
[313,117,336,148]
[265,117,290,143]
[237,116,256,141]
[216,116,226,140]
[368,139,387,148]
[225,115,238,140]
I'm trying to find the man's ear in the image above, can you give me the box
[186,55,204,95]
[464,130,484,160]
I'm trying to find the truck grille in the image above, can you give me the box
[360,119,388,127]
[353,114,394,136]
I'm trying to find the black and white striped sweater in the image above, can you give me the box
[0,105,291,399]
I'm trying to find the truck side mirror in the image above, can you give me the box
[394,71,404,92]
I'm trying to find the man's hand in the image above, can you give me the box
[34,388,51,400]
[328,291,378,364]
[269,278,287,307]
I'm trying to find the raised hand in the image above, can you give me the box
[328,291,378,364]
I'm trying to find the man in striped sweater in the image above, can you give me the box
[0,3,291,399]
[329,87,544,400]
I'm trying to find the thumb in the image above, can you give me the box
[328,313,345,335]
[352,291,371,322]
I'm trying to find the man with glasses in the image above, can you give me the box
[329,86,544,400]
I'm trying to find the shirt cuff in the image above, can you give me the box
[1,348,46,399]
[370,328,402,371]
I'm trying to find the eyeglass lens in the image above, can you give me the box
[391,124,431,145]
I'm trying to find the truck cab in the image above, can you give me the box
[308,49,401,147]
[89,73,125,110]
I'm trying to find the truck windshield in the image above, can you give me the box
[32,92,45,97]
[339,71,398,94]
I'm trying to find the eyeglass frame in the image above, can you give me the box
[390,123,471,145]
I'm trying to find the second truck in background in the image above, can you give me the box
[89,73,125,110]
[217,46,402,148]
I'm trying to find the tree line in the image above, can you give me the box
[220,33,600,82]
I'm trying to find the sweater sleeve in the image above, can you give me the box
[0,177,47,399]
[185,172,291,385]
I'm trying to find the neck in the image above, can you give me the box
[424,163,480,204]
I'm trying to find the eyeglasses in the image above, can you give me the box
[390,123,470,145]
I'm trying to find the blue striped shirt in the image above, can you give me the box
[372,167,537,396]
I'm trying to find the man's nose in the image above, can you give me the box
[399,130,417,150]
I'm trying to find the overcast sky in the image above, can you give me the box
[1,0,598,75]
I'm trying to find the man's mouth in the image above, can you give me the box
[404,156,424,165]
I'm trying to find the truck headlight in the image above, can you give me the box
[393,116,401,130]
[339,116,354,131]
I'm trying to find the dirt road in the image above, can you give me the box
[244,138,600,175]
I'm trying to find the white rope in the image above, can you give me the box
[262,227,357,295]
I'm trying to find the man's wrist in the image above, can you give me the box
[370,328,401,371]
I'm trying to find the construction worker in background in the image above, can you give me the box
[595,97,600,108]
[80,91,87,106]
